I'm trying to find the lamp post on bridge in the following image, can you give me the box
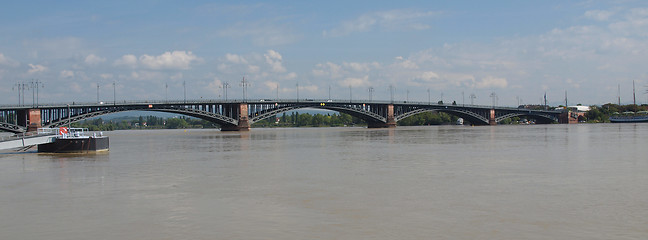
[470,93,476,105]
[13,82,27,106]
[240,76,250,102]
[349,85,352,103]
[296,82,299,102]
[113,81,116,106]
[389,85,395,103]
[490,92,497,108]
[462,91,465,107]
[220,82,230,101]
[406,89,410,102]
[328,85,331,100]
[183,80,186,103]
[427,88,430,105]
[30,79,44,107]
[97,82,100,104]
[368,87,374,101]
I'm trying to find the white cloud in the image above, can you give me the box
[100,73,113,79]
[264,50,286,73]
[421,71,440,80]
[60,70,74,78]
[0,53,19,67]
[476,76,508,89]
[300,85,319,92]
[127,71,166,81]
[247,65,260,73]
[207,77,223,95]
[28,64,47,74]
[114,54,138,68]
[225,53,248,64]
[324,9,441,37]
[584,10,614,21]
[340,75,370,87]
[313,62,343,78]
[343,62,380,72]
[219,21,300,46]
[264,81,279,90]
[284,72,297,80]
[139,51,199,70]
[84,54,106,65]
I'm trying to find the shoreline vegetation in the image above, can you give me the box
[69,104,648,131]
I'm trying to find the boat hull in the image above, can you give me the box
[609,116,648,123]
[38,137,109,153]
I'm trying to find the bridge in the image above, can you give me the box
[0,99,570,133]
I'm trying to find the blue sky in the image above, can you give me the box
[2,0,648,106]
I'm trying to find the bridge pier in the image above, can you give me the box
[27,109,42,132]
[221,103,250,131]
[558,112,579,124]
[367,104,396,128]
[488,109,497,125]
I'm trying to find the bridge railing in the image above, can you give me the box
[0,98,562,113]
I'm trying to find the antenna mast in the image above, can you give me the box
[633,80,636,105]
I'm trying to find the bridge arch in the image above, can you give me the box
[394,107,491,125]
[495,112,558,124]
[0,122,25,133]
[248,103,387,125]
[42,106,239,129]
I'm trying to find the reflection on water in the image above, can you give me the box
[1,125,648,239]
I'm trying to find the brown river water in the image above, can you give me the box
[1,124,647,239]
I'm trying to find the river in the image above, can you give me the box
[1,124,647,239]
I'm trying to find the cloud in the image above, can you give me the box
[299,85,318,92]
[324,9,441,37]
[343,62,380,72]
[0,53,19,67]
[421,71,440,80]
[207,77,223,95]
[28,64,47,74]
[100,73,113,79]
[225,53,248,64]
[139,51,199,70]
[584,10,615,21]
[60,70,74,78]
[340,75,370,87]
[284,72,297,80]
[264,50,286,73]
[476,76,508,89]
[114,54,138,68]
[247,65,260,73]
[219,21,300,46]
[313,62,343,78]
[84,54,106,65]
[125,71,167,81]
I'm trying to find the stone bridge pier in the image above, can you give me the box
[220,103,250,131]
[367,104,396,128]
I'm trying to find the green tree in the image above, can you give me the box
[166,118,189,129]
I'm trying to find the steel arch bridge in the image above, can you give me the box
[1,100,565,133]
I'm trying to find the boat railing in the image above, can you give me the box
[37,127,91,138]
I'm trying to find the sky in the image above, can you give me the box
[2,0,648,107]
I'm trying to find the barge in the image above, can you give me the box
[37,128,109,153]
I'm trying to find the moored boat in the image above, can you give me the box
[609,111,648,123]
[37,127,109,153]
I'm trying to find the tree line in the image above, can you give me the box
[585,103,648,123]
[71,115,217,131]
[70,111,461,130]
